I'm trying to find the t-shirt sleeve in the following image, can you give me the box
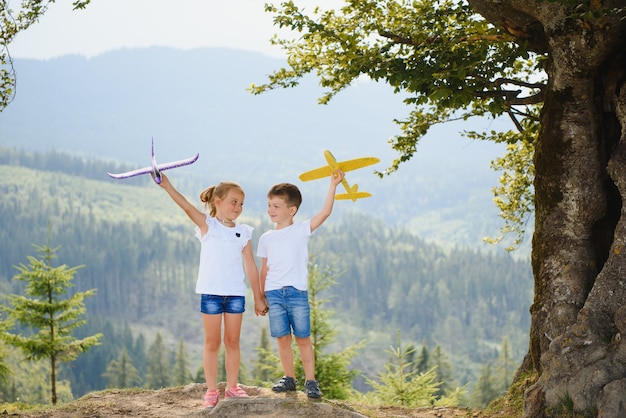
[240,224,253,243]
[257,234,267,258]
[194,213,210,241]
[304,219,313,235]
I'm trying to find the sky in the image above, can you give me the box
[3,0,524,251]
[5,0,512,170]
[9,0,343,60]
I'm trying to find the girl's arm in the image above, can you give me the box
[310,170,344,232]
[243,242,267,316]
[158,173,207,233]
[259,258,268,300]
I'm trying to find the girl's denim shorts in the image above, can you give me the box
[200,294,245,315]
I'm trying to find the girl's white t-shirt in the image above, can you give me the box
[194,216,253,296]
[257,220,312,291]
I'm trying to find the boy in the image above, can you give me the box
[257,170,344,398]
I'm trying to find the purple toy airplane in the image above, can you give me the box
[107,138,199,184]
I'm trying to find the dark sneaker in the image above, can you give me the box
[272,376,297,393]
[304,379,322,399]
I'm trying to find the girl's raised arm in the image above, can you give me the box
[158,173,207,230]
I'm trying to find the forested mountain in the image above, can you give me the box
[0,149,532,400]
[0,46,526,252]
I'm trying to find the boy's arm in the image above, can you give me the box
[310,170,344,232]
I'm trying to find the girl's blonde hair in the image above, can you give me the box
[200,181,244,217]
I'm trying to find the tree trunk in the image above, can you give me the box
[468,0,626,415]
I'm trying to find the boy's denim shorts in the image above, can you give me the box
[200,294,245,315]
[265,286,310,338]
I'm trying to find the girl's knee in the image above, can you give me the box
[204,337,221,352]
[223,336,241,351]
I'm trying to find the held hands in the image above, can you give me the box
[254,297,269,317]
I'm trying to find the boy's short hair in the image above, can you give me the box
[268,183,302,210]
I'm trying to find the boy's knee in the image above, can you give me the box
[295,338,313,352]
[295,336,311,345]
[277,334,291,344]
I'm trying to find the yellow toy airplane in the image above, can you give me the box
[299,150,380,201]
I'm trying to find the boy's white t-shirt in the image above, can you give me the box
[257,220,312,291]
[194,216,253,296]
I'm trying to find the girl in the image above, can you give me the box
[156,173,267,409]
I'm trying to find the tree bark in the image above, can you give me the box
[468,0,626,415]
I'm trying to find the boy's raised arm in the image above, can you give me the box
[310,170,344,232]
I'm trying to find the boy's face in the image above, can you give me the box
[267,195,295,224]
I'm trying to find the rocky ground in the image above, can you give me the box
[2,383,503,418]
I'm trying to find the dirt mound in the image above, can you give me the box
[5,383,482,417]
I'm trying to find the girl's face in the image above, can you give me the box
[215,189,244,221]
[267,196,294,225]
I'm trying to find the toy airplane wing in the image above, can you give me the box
[107,138,199,184]
[107,165,155,179]
[299,156,380,181]
[154,154,200,172]
[299,149,379,201]
[298,166,334,182]
[107,155,200,178]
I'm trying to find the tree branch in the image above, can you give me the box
[378,30,509,46]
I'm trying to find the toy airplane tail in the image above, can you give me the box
[150,139,162,184]
[335,184,372,201]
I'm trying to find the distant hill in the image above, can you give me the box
[0,153,532,399]
[0,47,529,254]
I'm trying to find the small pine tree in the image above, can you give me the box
[0,345,73,404]
[415,344,430,374]
[102,347,142,388]
[251,326,280,386]
[239,352,250,385]
[404,343,417,375]
[0,336,15,402]
[132,333,148,378]
[431,344,455,397]
[172,338,192,386]
[471,363,499,408]
[0,321,10,385]
[294,257,362,399]
[193,365,204,383]
[364,337,440,407]
[217,348,226,384]
[0,241,102,405]
[364,332,465,407]
[494,336,516,394]
[145,332,171,389]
